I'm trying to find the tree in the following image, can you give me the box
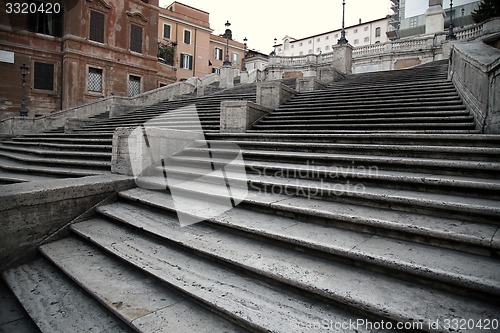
[158,41,176,66]
[472,0,500,23]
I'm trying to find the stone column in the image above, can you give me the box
[425,0,445,35]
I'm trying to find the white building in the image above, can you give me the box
[273,17,390,57]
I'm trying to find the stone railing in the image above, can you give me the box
[455,24,484,41]
[0,73,222,136]
[352,34,440,59]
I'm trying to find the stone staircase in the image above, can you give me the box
[2,62,500,332]
[251,61,478,133]
[0,87,256,184]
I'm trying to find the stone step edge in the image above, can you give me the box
[115,189,500,296]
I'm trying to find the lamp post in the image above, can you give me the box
[447,0,456,40]
[242,37,248,72]
[20,64,28,117]
[338,0,348,45]
[223,20,232,66]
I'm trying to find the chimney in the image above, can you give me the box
[359,18,362,24]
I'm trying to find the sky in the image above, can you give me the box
[158,0,392,53]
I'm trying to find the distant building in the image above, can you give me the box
[0,0,174,120]
[245,50,269,72]
[389,0,480,39]
[273,17,390,57]
[159,2,246,80]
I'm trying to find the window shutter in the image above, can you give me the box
[90,11,105,43]
[34,62,54,91]
[130,25,143,53]
[188,55,193,70]
[180,53,185,68]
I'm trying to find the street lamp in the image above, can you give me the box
[242,37,247,72]
[338,0,348,45]
[20,63,29,117]
[447,0,456,40]
[338,0,348,44]
[223,20,232,66]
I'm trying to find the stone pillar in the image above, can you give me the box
[330,43,353,75]
[256,81,296,110]
[296,77,328,93]
[425,0,445,34]
[220,100,272,133]
[219,66,237,89]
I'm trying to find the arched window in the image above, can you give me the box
[284,39,290,50]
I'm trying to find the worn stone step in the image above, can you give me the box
[323,79,454,94]
[264,110,471,121]
[206,133,500,147]
[70,218,378,333]
[0,279,41,333]
[162,155,500,223]
[0,141,112,152]
[75,204,500,331]
[270,105,468,116]
[258,116,474,125]
[39,238,250,333]
[245,129,482,134]
[0,156,104,178]
[0,150,110,170]
[178,145,500,177]
[112,190,500,297]
[0,144,111,160]
[159,157,500,199]
[2,258,135,333]
[283,94,462,107]
[251,122,476,131]
[290,89,459,102]
[202,140,500,162]
[132,177,499,255]
[0,170,64,184]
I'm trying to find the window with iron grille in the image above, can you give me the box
[130,24,143,53]
[89,11,105,43]
[128,75,141,96]
[88,67,103,93]
[34,62,54,91]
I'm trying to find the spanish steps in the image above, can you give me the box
[1,61,499,332]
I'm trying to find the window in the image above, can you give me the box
[130,24,143,53]
[308,40,312,44]
[353,39,359,45]
[284,39,290,50]
[354,29,358,33]
[180,53,193,70]
[325,45,330,50]
[316,47,321,53]
[317,37,320,42]
[89,11,105,42]
[335,33,339,38]
[308,49,312,54]
[163,24,171,39]
[291,44,294,48]
[326,36,329,40]
[88,67,103,93]
[410,17,418,27]
[28,1,63,37]
[364,26,369,31]
[184,30,191,44]
[232,53,239,64]
[364,37,370,43]
[34,62,54,91]
[299,42,303,46]
[214,48,223,60]
[375,27,381,37]
[128,75,141,96]
[299,51,303,56]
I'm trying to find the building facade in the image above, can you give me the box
[273,17,390,57]
[0,0,175,120]
[159,2,246,80]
